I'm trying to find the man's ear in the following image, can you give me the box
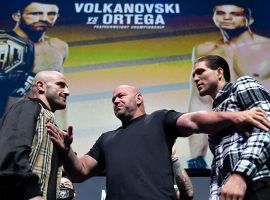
[136,93,143,104]
[246,16,254,27]
[217,67,224,80]
[212,14,219,28]
[12,11,21,22]
[36,80,46,94]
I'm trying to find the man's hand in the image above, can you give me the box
[220,173,247,200]
[233,108,270,132]
[46,123,73,155]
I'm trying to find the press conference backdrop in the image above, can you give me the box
[1,0,270,169]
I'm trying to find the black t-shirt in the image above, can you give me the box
[88,110,182,200]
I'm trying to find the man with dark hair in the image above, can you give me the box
[47,84,270,200]
[193,54,270,200]
[0,71,70,200]
[188,1,270,168]
[0,0,68,126]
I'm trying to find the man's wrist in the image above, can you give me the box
[231,171,248,183]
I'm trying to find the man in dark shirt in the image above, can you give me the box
[0,71,70,200]
[48,85,270,200]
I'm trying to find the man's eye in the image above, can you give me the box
[48,12,58,16]
[58,83,66,88]
[216,11,225,15]
[232,13,244,17]
[29,12,43,16]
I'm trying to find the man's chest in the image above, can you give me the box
[33,42,64,72]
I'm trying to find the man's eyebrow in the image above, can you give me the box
[112,92,126,101]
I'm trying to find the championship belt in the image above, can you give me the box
[0,30,35,97]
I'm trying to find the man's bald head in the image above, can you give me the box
[33,71,64,84]
[113,85,140,95]
[31,71,69,112]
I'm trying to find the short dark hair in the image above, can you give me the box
[194,55,231,82]
[11,0,59,13]
[213,0,253,19]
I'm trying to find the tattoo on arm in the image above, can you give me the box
[172,156,194,200]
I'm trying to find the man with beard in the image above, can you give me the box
[0,71,70,200]
[0,0,68,126]
[187,1,270,168]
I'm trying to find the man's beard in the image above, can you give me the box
[221,26,248,39]
[19,19,52,42]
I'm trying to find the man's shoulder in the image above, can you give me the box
[47,36,68,47]
[16,98,41,110]
[150,109,169,116]
[150,109,182,119]
[194,40,222,57]
[253,34,270,43]
[235,76,258,84]
[43,36,68,57]
[233,76,264,91]
[4,98,41,118]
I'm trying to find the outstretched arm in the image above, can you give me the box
[176,108,270,137]
[47,123,100,182]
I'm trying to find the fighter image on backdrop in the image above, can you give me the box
[0,0,68,126]
[187,0,270,168]
[1,0,270,175]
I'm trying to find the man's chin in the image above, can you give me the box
[198,91,207,97]
[56,103,67,110]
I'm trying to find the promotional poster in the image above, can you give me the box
[1,0,270,172]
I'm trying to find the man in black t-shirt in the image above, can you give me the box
[47,85,270,200]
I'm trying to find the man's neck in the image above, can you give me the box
[211,81,227,100]
[121,112,145,126]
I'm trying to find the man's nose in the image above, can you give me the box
[224,13,232,20]
[64,87,70,96]
[193,74,199,82]
[39,14,49,21]
[113,97,121,104]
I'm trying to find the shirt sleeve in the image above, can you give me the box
[0,99,42,197]
[232,76,270,180]
[162,109,182,139]
[87,134,106,172]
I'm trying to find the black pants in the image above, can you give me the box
[244,177,270,200]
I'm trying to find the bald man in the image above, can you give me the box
[0,71,69,200]
[47,85,270,200]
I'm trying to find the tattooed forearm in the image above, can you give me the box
[172,156,194,200]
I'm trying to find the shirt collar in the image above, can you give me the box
[213,82,233,109]
[28,97,52,111]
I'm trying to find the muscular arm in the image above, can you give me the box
[49,38,68,65]
[176,109,270,137]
